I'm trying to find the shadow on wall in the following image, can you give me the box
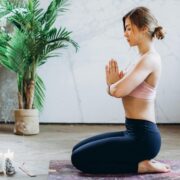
[0,66,18,122]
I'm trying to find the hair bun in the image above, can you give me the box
[153,26,165,40]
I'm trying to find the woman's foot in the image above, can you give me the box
[138,159,171,174]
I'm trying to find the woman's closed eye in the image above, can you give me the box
[127,28,131,31]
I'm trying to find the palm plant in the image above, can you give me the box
[0,0,79,112]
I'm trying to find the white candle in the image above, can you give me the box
[4,149,14,160]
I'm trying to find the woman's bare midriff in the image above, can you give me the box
[122,95,156,123]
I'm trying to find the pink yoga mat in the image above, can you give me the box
[48,160,180,180]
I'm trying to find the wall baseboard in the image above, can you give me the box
[0,121,180,125]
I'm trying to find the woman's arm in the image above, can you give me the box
[109,56,155,98]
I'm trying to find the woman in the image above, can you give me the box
[71,6,171,174]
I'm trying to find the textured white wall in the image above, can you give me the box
[37,0,180,123]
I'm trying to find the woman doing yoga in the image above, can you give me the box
[71,6,171,174]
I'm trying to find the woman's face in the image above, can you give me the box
[124,17,142,46]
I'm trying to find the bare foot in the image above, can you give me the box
[150,159,171,169]
[138,159,171,174]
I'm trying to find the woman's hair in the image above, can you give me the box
[122,6,165,40]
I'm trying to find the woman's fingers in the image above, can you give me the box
[119,71,124,78]
[112,60,116,73]
[106,59,123,85]
[109,59,114,73]
[109,59,118,73]
[105,65,109,75]
[105,65,110,85]
[108,58,123,77]
[108,59,112,72]
[114,60,119,73]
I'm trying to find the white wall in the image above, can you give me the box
[38,0,180,123]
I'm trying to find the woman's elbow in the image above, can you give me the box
[110,86,127,98]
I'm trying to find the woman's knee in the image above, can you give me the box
[71,150,76,165]
[71,149,82,169]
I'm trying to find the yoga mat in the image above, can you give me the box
[48,160,180,180]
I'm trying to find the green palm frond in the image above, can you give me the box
[8,8,41,33]
[8,12,28,33]
[47,27,79,51]
[0,29,25,73]
[34,75,45,112]
[0,0,79,111]
[5,29,30,74]
[55,0,69,13]
[27,0,44,22]
[38,42,67,66]
[0,0,26,18]
[37,27,79,66]
[41,0,68,31]
[27,0,39,12]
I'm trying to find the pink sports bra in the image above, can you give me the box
[128,81,156,100]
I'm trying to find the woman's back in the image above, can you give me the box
[122,52,162,123]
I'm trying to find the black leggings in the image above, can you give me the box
[71,117,161,174]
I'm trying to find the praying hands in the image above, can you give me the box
[105,59,124,86]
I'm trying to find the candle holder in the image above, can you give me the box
[5,158,16,176]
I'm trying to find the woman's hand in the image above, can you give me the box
[105,59,124,86]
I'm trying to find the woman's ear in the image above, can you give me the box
[142,26,149,34]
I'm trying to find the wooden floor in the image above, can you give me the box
[0,124,180,179]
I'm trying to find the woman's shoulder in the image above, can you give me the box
[141,51,161,65]
[136,51,161,72]
[145,51,161,61]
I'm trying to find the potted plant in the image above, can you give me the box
[0,0,79,135]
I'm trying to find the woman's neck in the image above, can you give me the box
[138,41,155,56]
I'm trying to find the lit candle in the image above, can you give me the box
[4,149,16,176]
[4,149,14,160]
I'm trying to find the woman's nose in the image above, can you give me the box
[124,31,128,38]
